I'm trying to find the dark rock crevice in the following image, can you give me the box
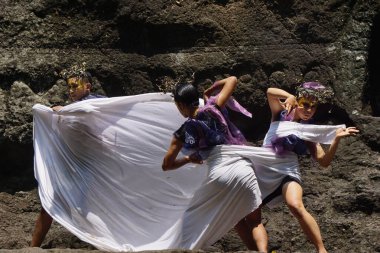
[30,0,120,20]
[116,19,219,56]
[364,12,380,116]
[0,141,35,193]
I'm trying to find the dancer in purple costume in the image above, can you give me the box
[251,82,359,253]
[162,76,265,251]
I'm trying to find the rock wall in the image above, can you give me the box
[0,0,379,252]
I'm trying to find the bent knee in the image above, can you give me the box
[286,201,306,216]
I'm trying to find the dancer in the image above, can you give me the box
[162,76,265,251]
[251,82,359,253]
[31,63,106,247]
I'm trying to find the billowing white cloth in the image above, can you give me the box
[33,93,344,250]
[33,93,261,251]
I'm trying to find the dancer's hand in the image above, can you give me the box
[188,152,203,164]
[203,81,219,102]
[203,87,212,102]
[336,127,359,139]
[51,105,63,111]
[281,95,297,115]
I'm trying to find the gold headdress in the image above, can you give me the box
[59,62,89,79]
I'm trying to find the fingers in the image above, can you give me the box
[346,127,360,135]
[280,102,293,115]
[282,96,297,115]
[285,104,292,114]
[339,127,360,137]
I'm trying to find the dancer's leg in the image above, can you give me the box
[235,218,256,250]
[283,181,327,253]
[31,207,53,247]
[235,208,268,252]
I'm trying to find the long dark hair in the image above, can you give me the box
[173,83,200,107]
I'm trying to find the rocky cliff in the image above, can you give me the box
[0,0,379,252]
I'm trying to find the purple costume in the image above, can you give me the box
[174,95,249,150]
[270,110,310,155]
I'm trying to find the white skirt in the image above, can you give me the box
[181,147,261,249]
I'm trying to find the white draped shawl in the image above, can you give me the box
[33,93,344,251]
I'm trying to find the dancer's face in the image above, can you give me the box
[295,96,318,121]
[67,77,90,101]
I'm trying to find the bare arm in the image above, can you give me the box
[162,137,203,171]
[307,142,338,168]
[266,88,296,121]
[203,76,237,108]
[308,127,359,167]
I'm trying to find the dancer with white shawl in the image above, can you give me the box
[162,76,263,250]
[31,63,106,247]
[251,82,359,253]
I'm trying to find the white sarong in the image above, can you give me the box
[33,93,343,251]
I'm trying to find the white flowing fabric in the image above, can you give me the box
[33,93,261,251]
[256,121,346,207]
[263,121,346,147]
[33,93,344,250]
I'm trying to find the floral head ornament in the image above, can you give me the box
[295,82,334,104]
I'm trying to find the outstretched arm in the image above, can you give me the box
[266,88,297,121]
[203,76,237,108]
[162,137,203,171]
[308,127,359,167]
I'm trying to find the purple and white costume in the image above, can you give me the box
[255,116,345,207]
[174,96,261,249]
